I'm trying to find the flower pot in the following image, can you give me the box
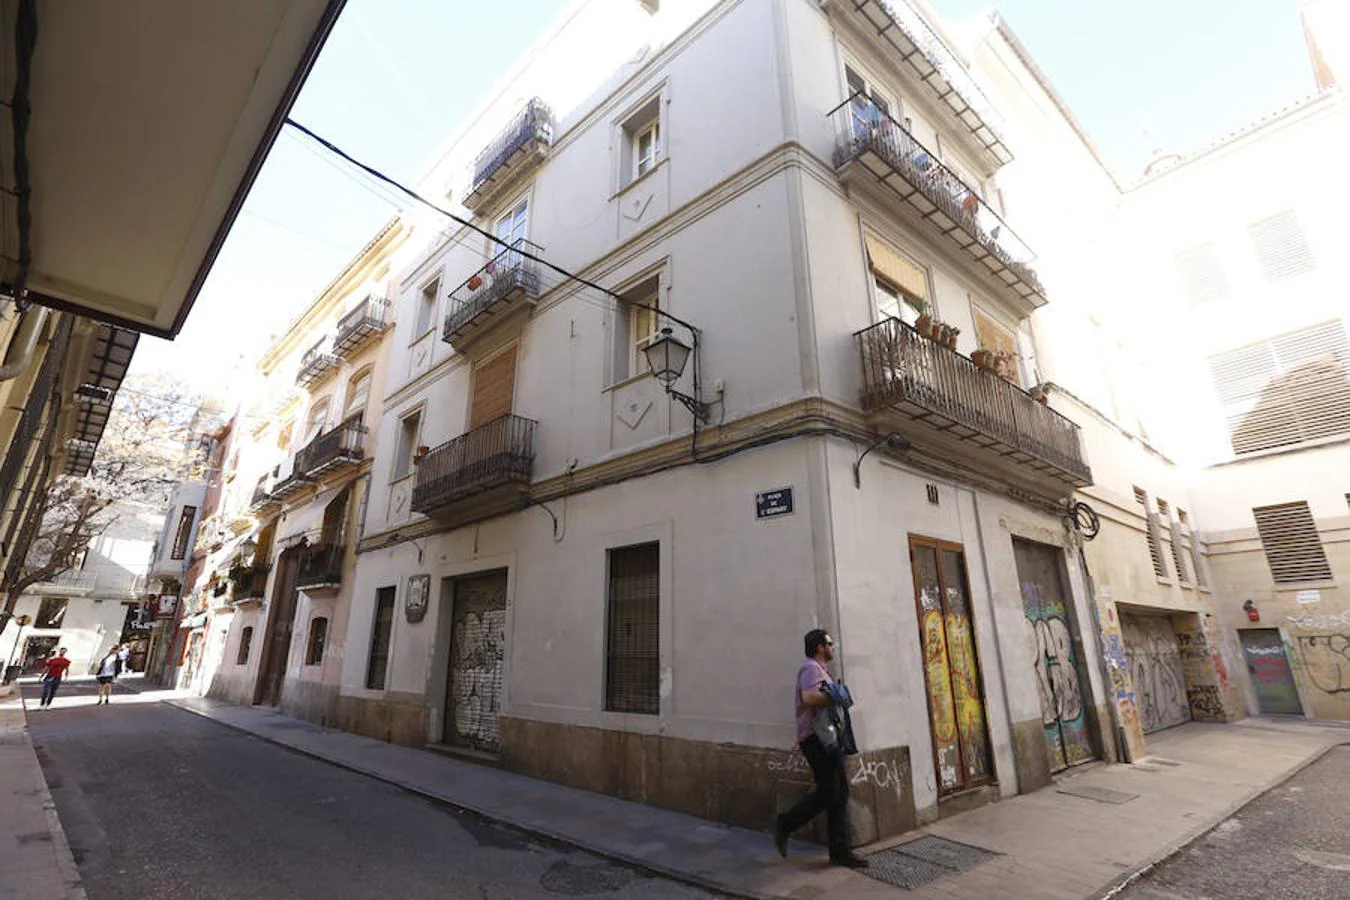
[1037,393,1049,406]
[930,322,944,341]
[971,350,992,369]
[467,275,483,291]
[916,314,932,334]
[946,334,958,350]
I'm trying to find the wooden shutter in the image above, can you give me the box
[1134,488,1168,578]
[1209,321,1350,454]
[1253,502,1331,584]
[1248,211,1314,280]
[469,344,517,429]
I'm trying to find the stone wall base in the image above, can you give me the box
[498,716,915,846]
[333,692,429,747]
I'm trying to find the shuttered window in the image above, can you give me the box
[469,344,517,429]
[1174,243,1228,306]
[1208,320,1350,454]
[1157,499,1190,583]
[1247,211,1315,280]
[1178,510,1207,588]
[864,236,929,303]
[1135,487,1169,578]
[605,543,660,715]
[1253,502,1331,584]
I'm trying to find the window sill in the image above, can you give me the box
[604,370,656,393]
[390,471,416,487]
[612,157,667,201]
[408,327,436,348]
[1155,576,1176,587]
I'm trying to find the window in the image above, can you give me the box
[414,278,439,337]
[237,626,253,665]
[1174,243,1229,306]
[306,617,329,665]
[1157,499,1189,583]
[277,420,294,452]
[1178,510,1207,588]
[170,506,197,560]
[612,276,660,382]
[1134,488,1169,578]
[972,306,1022,387]
[1208,321,1350,454]
[393,410,422,481]
[1253,502,1332,584]
[864,236,928,325]
[605,543,660,714]
[469,344,517,429]
[845,65,892,142]
[343,369,372,421]
[303,399,329,444]
[1248,210,1315,280]
[495,199,528,247]
[619,95,663,189]
[35,598,67,629]
[366,586,396,689]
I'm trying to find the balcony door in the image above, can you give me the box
[469,344,517,429]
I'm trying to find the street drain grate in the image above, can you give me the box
[1056,784,1137,804]
[863,836,998,891]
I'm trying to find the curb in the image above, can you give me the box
[1094,738,1350,899]
[9,694,91,900]
[165,699,778,900]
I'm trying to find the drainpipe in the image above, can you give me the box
[0,306,49,381]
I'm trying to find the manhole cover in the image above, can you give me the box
[1056,784,1137,804]
[863,836,997,891]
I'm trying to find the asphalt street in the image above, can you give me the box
[1120,743,1350,900]
[23,677,722,900]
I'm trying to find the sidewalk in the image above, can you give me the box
[0,682,87,900]
[167,696,1350,900]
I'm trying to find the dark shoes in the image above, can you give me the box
[830,852,869,869]
[773,815,789,858]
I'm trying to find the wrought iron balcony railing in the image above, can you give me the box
[842,0,1010,165]
[229,564,270,603]
[299,416,366,478]
[464,99,554,211]
[442,239,544,348]
[296,340,340,388]
[857,318,1090,486]
[830,95,1044,304]
[333,296,391,358]
[269,455,315,501]
[31,571,98,595]
[295,543,344,591]
[249,474,278,512]
[411,414,536,517]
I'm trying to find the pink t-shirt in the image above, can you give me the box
[795,658,832,744]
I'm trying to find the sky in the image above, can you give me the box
[131,0,1318,392]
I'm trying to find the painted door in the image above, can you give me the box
[445,571,508,751]
[255,550,299,707]
[1120,614,1192,733]
[1240,629,1303,715]
[910,536,994,795]
[1014,539,1096,772]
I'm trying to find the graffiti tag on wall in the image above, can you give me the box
[1295,634,1350,695]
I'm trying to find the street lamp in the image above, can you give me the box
[239,536,258,564]
[641,327,710,422]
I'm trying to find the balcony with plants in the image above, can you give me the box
[333,296,391,359]
[294,542,344,592]
[411,413,537,525]
[228,562,270,605]
[442,239,544,350]
[856,316,1091,489]
[830,94,1044,306]
[462,98,554,212]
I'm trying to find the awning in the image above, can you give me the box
[865,236,928,301]
[179,612,208,630]
[0,0,346,337]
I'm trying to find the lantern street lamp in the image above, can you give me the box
[239,536,258,564]
[641,327,710,422]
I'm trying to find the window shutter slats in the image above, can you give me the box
[1248,210,1315,279]
[1252,502,1332,583]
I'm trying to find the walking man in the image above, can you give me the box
[39,647,72,708]
[95,647,121,704]
[774,629,867,868]
[117,643,131,674]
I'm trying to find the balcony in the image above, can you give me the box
[249,473,280,514]
[333,296,391,359]
[830,96,1044,306]
[295,543,344,592]
[836,0,1010,167]
[296,340,340,388]
[463,99,554,212]
[300,416,366,479]
[228,564,270,604]
[856,318,1091,488]
[442,239,544,350]
[30,571,97,596]
[269,457,315,502]
[411,414,536,523]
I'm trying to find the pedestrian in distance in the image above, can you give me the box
[95,647,121,705]
[117,642,131,674]
[773,629,868,869]
[38,647,72,708]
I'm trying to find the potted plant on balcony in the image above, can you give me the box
[993,349,1018,382]
[914,300,933,336]
[944,325,960,350]
[971,345,995,370]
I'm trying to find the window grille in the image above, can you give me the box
[306,617,329,665]
[605,543,660,714]
[237,627,253,665]
[366,587,396,689]
[1253,502,1331,584]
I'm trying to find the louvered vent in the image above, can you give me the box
[1248,211,1315,279]
[1174,244,1229,306]
[1135,487,1168,578]
[1208,321,1350,454]
[1253,502,1331,584]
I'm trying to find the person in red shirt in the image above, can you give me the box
[38,648,71,708]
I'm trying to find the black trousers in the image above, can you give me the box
[780,735,851,855]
